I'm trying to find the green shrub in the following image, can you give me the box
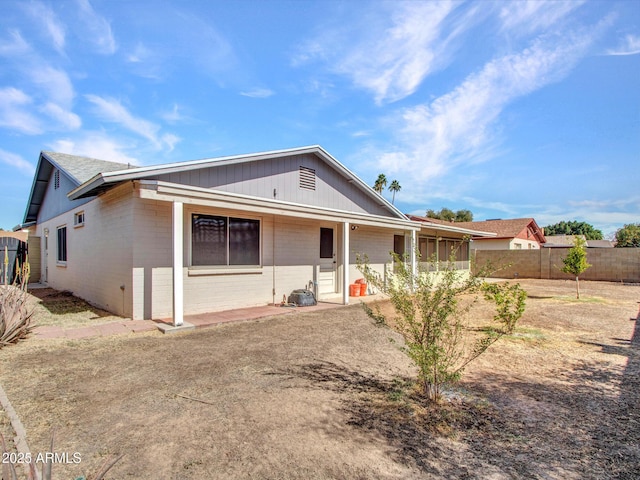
[357,250,526,404]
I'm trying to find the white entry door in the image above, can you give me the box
[318,227,336,295]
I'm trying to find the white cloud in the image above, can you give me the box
[126,42,150,63]
[295,2,465,104]
[161,133,181,152]
[76,0,117,54]
[499,0,585,35]
[0,30,31,57]
[376,28,599,187]
[85,94,177,150]
[40,103,82,130]
[0,87,42,134]
[28,65,75,107]
[49,133,138,165]
[86,94,159,143]
[25,1,66,54]
[606,34,640,56]
[240,88,275,98]
[161,104,186,124]
[0,149,35,175]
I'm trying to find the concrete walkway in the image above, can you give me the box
[32,296,381,340]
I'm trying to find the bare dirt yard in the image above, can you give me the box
[1,279,638,479]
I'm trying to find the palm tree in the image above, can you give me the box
[373,174,387,194]
[388,180,401,204]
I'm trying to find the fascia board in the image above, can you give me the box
[139,180,420,231]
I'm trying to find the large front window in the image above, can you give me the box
[192,214,260,266]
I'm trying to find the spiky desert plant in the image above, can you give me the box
[0,261,34,348]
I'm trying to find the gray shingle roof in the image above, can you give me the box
[42,151,131,185]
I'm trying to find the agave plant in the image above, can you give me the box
[0,260,34,348]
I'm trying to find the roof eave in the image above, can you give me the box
[66,145,407,220]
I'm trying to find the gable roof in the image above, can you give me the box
[452,218,546,243]
[24,146,408,224]
[22,152,130,224]
[406,215,496,237]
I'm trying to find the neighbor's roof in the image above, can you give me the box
[22,152,130,224]
[406,215,496,238]
[453,218,545,242]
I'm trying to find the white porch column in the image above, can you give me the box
[410,230,417,277]
[343,221,350,305]
[172,201,184,326]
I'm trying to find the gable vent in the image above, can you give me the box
[299,166,316,191]
[54,169,60,190]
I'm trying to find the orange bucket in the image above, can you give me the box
[359,283,367,296]
[349,284,361,297]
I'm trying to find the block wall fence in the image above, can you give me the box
[472,248,640,283]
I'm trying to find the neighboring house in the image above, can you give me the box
[543,235,615,248]
[0,231,29,285]
[20,146,481,326]
[452,218,547,250]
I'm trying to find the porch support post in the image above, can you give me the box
[343,221,350,305]
[172,201,184,326]
[410,230,417,279]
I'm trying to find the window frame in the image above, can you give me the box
[56,225,67,265]
[190,212,262,269]
[74,211,85,228]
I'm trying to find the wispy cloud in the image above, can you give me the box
[25,1,66,54]
[374,24,604,204]
[49,133,138,165]
[161,104,187,124]
[0,87,42,134]
[0,30,31,57]
[0,148,35,175]
[40,102,82,130]
[28,65,75,107]
[606,34,640,56]
[240,88,275,98]
[85,94,179,150]
[76,0,116,54]
[85,95,160,143]
[294,2,472,104]
[499,0,585,35]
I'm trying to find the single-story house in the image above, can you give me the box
[20,146,490,326]
[451,218,546,250]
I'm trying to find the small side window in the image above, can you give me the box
[57,226,67,263]
[74,211,85,227]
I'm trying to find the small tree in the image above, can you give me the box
[357,250,526,403]
[561,236,591,299]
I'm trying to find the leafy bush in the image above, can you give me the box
[357,251,526,404]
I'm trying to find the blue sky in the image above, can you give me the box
[1,0,638,237]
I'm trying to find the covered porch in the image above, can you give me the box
[134,180,420,327]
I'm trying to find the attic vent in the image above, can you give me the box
[54,169,60,190]
[299,166,316,191]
